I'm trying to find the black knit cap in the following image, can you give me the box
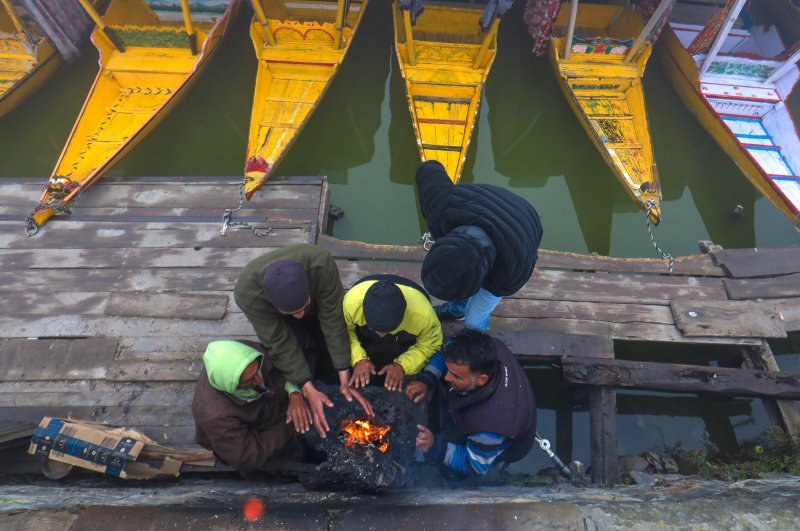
[363,281,407,332]
[263,260,309,313]
[421,226,494,301]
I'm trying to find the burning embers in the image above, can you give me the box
[340,417,390,453]
[302,384,425,492]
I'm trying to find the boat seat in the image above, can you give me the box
[587,115,633,120]
[605,142,642,149]
[105,49,198,75]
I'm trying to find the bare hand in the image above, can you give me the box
[378,363,405,392]
[349,359,375,388]
[340,384,375,418]
[416,424,434,453]
[405,380,429,403]
[302,382,333,438]
[286,393,312,434]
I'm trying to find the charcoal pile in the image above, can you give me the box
[302,384,426,492]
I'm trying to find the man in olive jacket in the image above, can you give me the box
[192,340,308,478]
[234,244,372,438]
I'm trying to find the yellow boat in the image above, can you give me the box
[26,0,240,233]
[550,2,662,224]
[658,1,800,228]
[0,0,61,118]
[244,0,368,198]
[392,0,500,184]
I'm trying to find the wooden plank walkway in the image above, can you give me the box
[1,176,799,480]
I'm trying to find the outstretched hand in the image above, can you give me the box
[349,359,375,388]
[416,424,434,453]
[286,392,312,434]
[339,369,375,417]
[302,382,333,438]
[378,363,405,392]
[404,380,429,403]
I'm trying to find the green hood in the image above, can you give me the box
[203,341,263,399]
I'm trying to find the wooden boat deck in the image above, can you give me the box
[1,176,799,481]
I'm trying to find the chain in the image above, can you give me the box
[220,177,272,237]
[645,200,674,275]
[24,178,83,237]
[419,231,435,251]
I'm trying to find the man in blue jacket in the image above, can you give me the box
[405,329,536,477]
[415,160,543,331]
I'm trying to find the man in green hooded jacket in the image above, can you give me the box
[192,340,311,477]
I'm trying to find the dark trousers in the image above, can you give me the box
[282,313,337,384]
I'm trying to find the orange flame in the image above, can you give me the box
[341,418,391,453]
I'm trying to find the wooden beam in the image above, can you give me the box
[589,387,619,484]
[561,356,800,399]
[738,342,800,437]
[698,0,748,77]
[765,45,800,84]
[625,0,676,63]
[564,0,580,60]
[180,0,197,54]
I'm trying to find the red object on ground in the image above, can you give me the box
[243,497,265,522]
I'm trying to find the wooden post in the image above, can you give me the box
[77,0,125,52]
[765,46,800,84]
[251,0,276,46]
[473,18,500,69]
[333,0,346,49]
[625,0,676,64]
[180,0,198,55]
[589,387,620,484]
[0,0,29,42]
[563,0,579,60]
[699,0,748,77]
[402,9,416,66]
[738,342,800,437]
[555,389,574,465]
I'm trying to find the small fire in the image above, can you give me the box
[340,417,391,453]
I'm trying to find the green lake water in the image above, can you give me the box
[2,2,799,473]
[1,1,798,255]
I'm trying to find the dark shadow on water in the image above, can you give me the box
[276,0,391,183]
[0,42,99,178]
[112,5,255,178]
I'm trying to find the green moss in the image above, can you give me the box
[112,27,191,49]
[670,428,800,481]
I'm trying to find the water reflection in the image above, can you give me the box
[276,0,390,181]
[0,1,798,252]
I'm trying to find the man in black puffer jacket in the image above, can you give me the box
[415,160,543,331]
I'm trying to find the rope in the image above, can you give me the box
[24,178,84,238]
[220,177,272,237]
[645,199,674,275]
[418,231,435,251]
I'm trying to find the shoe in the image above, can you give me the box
[434,304,464,322]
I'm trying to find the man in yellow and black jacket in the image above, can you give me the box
[344,274,443,392]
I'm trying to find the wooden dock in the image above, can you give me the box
[1,176,799,483]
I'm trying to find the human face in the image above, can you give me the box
[238,359,264,389]
[444,362,483,393]
[279,297,311,319]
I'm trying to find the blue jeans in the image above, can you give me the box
[444,288,503,332]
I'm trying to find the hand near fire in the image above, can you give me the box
[349,359,376,388]
[339,369,376,418]
[404,380,429,403]
[415,424,434,454]
[302,381,334,438]
[286,392,312,434]
[378,363,405,392]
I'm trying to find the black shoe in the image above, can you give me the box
[434,304,464,322]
